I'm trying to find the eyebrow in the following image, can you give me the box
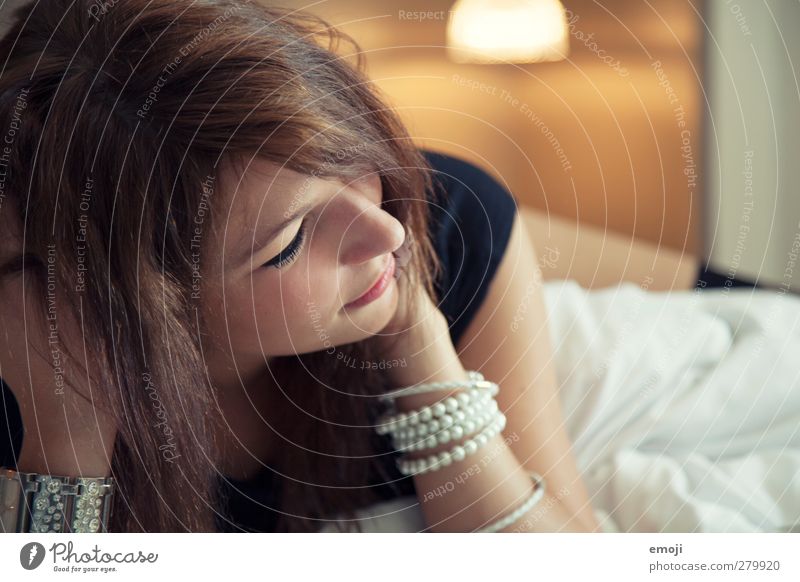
[236,202,311,266]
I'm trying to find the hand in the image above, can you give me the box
[371,256,468,394]
[376,261,444,338]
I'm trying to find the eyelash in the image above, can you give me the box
[262,220,307,269]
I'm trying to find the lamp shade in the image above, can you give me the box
[447,0,570,64]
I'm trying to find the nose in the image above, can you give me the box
[336,193,406,266]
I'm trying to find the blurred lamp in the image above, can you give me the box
[447,0,570,64]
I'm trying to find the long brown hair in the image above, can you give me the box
[0,0,441,532]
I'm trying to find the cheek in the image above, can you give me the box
[230,268,338,353]
[239,275,306,334]
[269,266,342,332]
[261,275,313,324]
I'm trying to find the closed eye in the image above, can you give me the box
[261,220,307,269]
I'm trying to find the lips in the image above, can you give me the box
[345,254,396,309]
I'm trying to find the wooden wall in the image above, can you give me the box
[276,0,704,254]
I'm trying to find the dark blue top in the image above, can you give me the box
[0,150,518,532]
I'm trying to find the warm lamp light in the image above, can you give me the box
[447,0,570,64]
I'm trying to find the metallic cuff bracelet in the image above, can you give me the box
[0,468,115,533]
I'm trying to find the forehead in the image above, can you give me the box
[218,157,307,239]
[217,156,305,218]
[213,156,317,261]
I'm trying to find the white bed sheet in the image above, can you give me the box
[322,279,800,532]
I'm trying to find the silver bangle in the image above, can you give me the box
[0,468,115,533]
[475,471,547,533]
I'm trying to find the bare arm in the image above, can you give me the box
[375,220,598,531]
[455,210,600,530]
[387,326,592,532]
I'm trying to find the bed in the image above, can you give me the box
[321,210,800,533]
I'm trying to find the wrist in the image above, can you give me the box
[386,346,468,409]
[378,314,465,391]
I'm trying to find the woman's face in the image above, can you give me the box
[200,157,407,373]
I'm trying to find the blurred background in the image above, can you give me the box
[2,0,797,292]
[275,0,799,293]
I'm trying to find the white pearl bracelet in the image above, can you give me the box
[379,370,491,404]
[376,379,499,436]
[377,386,496,437]
[391,398,499,452]
[475,471,547,533]
[396,411,507,476]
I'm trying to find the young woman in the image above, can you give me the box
[0,0,599,532]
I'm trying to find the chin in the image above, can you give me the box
[341,292,400,341]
